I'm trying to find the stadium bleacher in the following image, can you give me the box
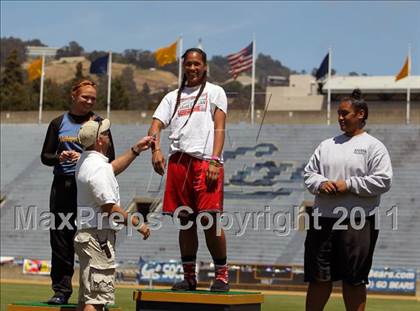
[1,124,419,269]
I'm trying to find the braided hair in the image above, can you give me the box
[342,88,369,126]
[168,48,207,128]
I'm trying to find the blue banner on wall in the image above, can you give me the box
[367,267,416,294]
[138,260,184,284]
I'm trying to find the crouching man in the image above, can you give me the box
[74,119,153,311]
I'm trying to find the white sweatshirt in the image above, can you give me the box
[304,132,393,218]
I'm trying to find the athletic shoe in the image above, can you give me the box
[210,279,230,292]
[47,295,68,305]
[171,279,197,291]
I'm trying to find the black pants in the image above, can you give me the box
[49,175,77,299]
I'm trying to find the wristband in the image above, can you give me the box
[131,147,140,157]
[211,155,221,162]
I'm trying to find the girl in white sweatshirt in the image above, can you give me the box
[304,89,392,311]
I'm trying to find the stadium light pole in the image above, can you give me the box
[27,46,58,124]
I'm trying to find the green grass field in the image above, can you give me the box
[1,283,418,311]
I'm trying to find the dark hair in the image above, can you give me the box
[182,48,207,64]
[342,88,369,125]
[168,48,207,128]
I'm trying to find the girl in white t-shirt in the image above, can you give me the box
[148,48,229,292]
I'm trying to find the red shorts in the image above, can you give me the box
[163,152,224,215]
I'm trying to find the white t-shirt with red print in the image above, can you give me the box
[153,82,228,160]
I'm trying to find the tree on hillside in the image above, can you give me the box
[1,50,23,85]
[223,80,243,96]
[87,50,108,62]
[207,54,293,85]
[42,79,68,110]
[148,87,170,110]
[94,75,108,110]
[0,49,28,110]
[74,62,85,81]
[138,82,152,110]
[111,76,129,109]
[120,66,140,109]
[222,80,244,108]
[0,37,45,66]
[256,53,292,82]
[161,62,178,76]
[56,41,84,59]
[138,50,158,68]
[208,55,230,82]
[120,49,158,69]
[311,67,337,78]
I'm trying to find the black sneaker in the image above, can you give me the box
[47,295,68,305]
[171,279,197,291]
[210,279,230,292]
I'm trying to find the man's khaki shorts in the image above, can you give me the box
[74,229,116,306]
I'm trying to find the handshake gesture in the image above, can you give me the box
[132,135,157,154]
[319,180,348,194]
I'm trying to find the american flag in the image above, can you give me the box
[227,43,253,79]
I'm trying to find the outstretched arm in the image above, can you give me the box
[111,136,154,176]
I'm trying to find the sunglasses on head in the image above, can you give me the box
[72,80,96,93]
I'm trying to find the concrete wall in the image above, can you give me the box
[266,75,324,111]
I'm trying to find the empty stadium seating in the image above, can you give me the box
[1,123,419,270]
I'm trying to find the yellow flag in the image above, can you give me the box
[395,57,409,81]
[28,58,42,81]
[155,41,177,67]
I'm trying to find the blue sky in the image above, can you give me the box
[1,1,419,75]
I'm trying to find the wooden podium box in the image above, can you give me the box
[7,302,122,311]
[133,289,264,311]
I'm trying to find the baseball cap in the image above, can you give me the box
[78,119,111,148]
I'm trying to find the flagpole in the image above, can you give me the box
[327,46,332,126]
[178,35,183,87]
[107,51,112,119]
[197,38,210,77]
[406,44,411,125]
[38,53,45,125]
[251,34,256,125]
